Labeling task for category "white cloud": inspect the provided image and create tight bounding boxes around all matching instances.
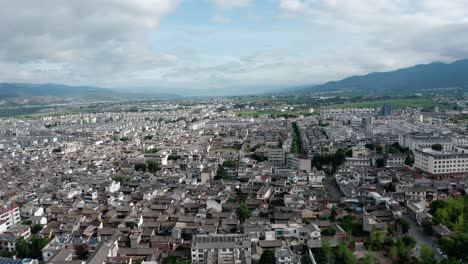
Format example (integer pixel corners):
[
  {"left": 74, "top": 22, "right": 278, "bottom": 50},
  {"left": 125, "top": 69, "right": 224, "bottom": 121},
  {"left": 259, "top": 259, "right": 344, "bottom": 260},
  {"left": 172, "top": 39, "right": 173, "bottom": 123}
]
[
  {"left": 209, "top": 0, "right": 251, "bottom": 9},
  {"left": 1, "top": 0, "right": 468, "bottom": 94},
  {"left": 0, "top": 0, "right": 181, "bottom": 86},
  {"left": 212, "top": 14, "right": 232, "bottom": 24},
  {"left": 279, "top": 0, "right": 307, "bottom": 13},
  {"left": 276, "top": 0, "right": 468, "bottom": 67}
]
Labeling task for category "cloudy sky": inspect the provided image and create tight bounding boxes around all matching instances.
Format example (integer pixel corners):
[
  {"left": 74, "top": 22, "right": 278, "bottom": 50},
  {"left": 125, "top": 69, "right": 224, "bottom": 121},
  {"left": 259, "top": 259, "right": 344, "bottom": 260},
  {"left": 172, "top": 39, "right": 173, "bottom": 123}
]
[{"left": 1, "top": 0, "right": 468, "bottom": 94}]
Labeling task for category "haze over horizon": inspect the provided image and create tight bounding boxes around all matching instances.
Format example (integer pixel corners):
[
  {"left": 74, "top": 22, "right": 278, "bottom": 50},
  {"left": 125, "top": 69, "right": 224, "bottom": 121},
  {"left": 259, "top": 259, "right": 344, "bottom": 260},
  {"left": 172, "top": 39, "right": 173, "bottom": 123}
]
[{"left": 2, "top": 0, "right": 468, "bottom": 94}]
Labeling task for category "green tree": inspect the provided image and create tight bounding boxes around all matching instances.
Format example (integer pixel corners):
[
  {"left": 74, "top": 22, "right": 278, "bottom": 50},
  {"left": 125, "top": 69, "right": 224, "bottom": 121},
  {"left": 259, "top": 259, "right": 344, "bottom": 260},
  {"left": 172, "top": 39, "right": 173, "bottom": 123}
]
[
  {"left": 322, "top": 227, "right": 337, "bottom": 236},
  {"left": 0, "top": 249, "right": 14, "bottom": 258},
  {"left": 31, "top": 224, "right": 43, "bottom": 234},
  {"left": 21, "top": 220, "right": 32, "bottom": 225},
  {"left": 389, "top": 235, "right": 417, "bottom": 264},
  {"left": 441, "top": 258, "right": 464, "bottom": 264},
  {"left": 420, "top": 244, "right": 437, "bottom": 264},
  {"left": 251, "top": 153, "right": 267, "bottom": 162},
  {"left": 15, "top": 237, "right": 32, "bottom": 258},
  {"left": 215, "top": 166, "right": 230, "bottom": 180},
  {"left": 429, "top": 200, "right": 448, "bottom": 215},
  {"left": 364, "top": 143, "right": 375, "bottom": 150},
  {"left": 439, "top": 232, "right": 468, "bottom": 261},
  {"left": 395, "top": 217, "right": 410, "bottom": 234},
  {"left": 431, "top": 144, "right": 443, "bottom": 151},
  {"left": 404, "top": 156, "right": 414, "bottom": 166},
  {"left": 385, "top": 183, "right": 396, "bottom": 192},
  {"left": 314, "top": 240, "right": 334, "bottom": 264},
  {"left": 238, "top": 202, "right": 251, "bottom": 223},
  {"left": 146, "top": 159, "right": 161, "bottom": 173},
  {"left": 135, "top": 163, "right": 147, "bottom": 172},
  {"left": 52, "top": 147, "right": 62, "bottom": 153},
  {"left": 259, "top": 249, "right": 275, "bottom": 264},
  {"left": 358, "top": 253, "right": 378, "bottom": 264},
  {"left": 346, "top": 149, "right": 353, "bottom": 157},
  {"left": 335, "top": 243, "right": 356, "bottom": 264},
  {"left": 126, "top": 221, "right": 139, "bottom": 229},
  {"left": 30, "top": 236, "right": 49, "bottom": 258},
  {"left": 235, "top": 188, "right": 247, "bottom": 203},
  {"left": 376, "top": 158, "right": 385, "bottom": 168}
]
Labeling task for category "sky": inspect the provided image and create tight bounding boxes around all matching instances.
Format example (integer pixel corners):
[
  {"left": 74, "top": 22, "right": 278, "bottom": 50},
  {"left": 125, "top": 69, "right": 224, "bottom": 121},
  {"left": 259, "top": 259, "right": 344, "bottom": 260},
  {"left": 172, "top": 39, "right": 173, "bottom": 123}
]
[{"left": 1, "top": 0, "right": 468, "bottom": 95}]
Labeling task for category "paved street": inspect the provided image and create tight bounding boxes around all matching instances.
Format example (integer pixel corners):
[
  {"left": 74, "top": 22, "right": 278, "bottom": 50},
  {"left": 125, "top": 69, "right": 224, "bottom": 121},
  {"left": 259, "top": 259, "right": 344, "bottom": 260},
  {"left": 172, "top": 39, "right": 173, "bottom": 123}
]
[
  {"left": 403, "top": 214, "right": 443, "bottom": 261},
  {"left": 324, "top": 176, "right": 342, "bottom": 200}
]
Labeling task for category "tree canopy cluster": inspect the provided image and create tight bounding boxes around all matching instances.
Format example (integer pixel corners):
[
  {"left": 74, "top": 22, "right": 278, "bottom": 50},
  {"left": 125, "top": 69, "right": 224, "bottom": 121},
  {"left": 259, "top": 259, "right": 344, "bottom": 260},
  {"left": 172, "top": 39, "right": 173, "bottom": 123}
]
[
  {"left": 135, "top": 159, "right": 161, "bottom": 173},
  {"left": 214, "top": 165, "right": 231, "bottom": 180},
  {"left": 15, "top": 236, "right": 49, "bottom": 259},
  {"left": 431, "top": 196, "right": 468, "bottom": 262},
  {"left": 312, "top": 149, "right": 347, "bottom": 174},
  {"left": 313, "top": 241, "right": 356, "bottom": 264},
  {"left": 291, "top": 122, "right": 302, "bottom": 154}
]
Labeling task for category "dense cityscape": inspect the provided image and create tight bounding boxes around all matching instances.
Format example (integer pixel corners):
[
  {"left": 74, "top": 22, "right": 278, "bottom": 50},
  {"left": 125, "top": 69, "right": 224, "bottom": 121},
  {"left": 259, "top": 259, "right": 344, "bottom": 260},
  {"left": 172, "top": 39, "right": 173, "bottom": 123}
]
[
  {"left": 0, "top": 94, "right": 467, "bottom": 264},
  {"left": 2, "top": 1, "right": 468, "bottom": 264}
]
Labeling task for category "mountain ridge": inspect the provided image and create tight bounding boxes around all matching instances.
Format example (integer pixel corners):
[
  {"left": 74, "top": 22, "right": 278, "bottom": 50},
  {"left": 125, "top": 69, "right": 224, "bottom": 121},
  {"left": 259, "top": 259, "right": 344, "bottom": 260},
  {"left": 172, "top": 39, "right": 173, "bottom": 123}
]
[
  {"left": 291, "top": 58, "right": 468, "bottom": 94},
  {"left": 0, "top": 83, "right": 180, "bottom": 101}
]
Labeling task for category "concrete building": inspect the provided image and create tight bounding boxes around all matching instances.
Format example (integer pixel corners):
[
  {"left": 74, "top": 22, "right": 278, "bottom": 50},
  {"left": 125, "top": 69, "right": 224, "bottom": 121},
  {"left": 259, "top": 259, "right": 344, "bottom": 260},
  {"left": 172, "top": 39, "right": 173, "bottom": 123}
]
[
  {"left": 191, "top": 234, "right": 252, "bottom": 264},
  {"left": 0, "top": 205, "right": 20, "bottom": 233},
  {"left": 268, "top": 148, "right": 285, "bottom": 166},
  {"left": 288, "top": 155, "right": 311, "bottom": 172},
  {"left": 414, "top": 146, "right": 468, "bottom": 177},
  {"left": 399, "top": 133, "right": 452, "bottom": 151}
]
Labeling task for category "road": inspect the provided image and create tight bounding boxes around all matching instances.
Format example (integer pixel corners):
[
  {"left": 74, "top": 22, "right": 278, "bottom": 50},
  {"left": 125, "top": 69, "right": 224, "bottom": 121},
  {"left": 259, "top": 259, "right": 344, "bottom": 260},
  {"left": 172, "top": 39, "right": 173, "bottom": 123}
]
[
  {"left": 403, "top": 214, "right": 443, "bottom": 261},
  {"left": 324, "top": 176, "right": 342, "bottom": 201}
]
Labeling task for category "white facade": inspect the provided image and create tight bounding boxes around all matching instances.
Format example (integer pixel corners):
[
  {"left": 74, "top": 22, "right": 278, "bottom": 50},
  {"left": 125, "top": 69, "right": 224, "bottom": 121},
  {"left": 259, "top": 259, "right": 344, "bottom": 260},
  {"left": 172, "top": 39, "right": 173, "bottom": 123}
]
[
  {"left": 105, "top": 181, "right": 121, "bottom": 193},
  {"left": 191, "top": 234, "right": 252, "bottom": 264},
  {"left": 268, "top": 149, "right": 285, "bottom": 165},
  {"left": 288, "top": 156, "right": 311, "bottom": 172},
  {"left": 0, "top": 205, "right": 20, "bottom": 232},
  {"left": 399, "top": 133, "right": 452, "bottom": 151},
  {"left": 414, "top": 146, "right": 468, "bottom": 175}
]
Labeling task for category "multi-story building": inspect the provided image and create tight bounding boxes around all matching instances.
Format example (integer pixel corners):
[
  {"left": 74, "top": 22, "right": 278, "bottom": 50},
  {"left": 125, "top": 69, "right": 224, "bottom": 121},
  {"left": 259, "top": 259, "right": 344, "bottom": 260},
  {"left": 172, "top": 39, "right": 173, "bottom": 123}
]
[
  {"left": 452, "top": 135, "right": 468, "bottom": 147},
  {"left": 268, "top": 148, "right": 285, "bottom": 166},
  {"left": 378, "top": 101, "right": 392, "bottom": 116},
  {"left": 386, "top": 154, "right": 407, "bottom": 167},
  {"left": 288, "top": 155, "right": 311, "bottom": 172},
  {"left": 345, "top": 157, "right": 371, "bottom": 167},
  {"left": 399, "top": 133, "right": 452, "bottom": 151},
  {"left": 0, "top": 205, "right": 20, "bottom": 233},
  {"left": 414, "top": 146, "right": 468, "bottom": 178},
  {"left": 191, "top": 234, "right": 252, "bottom": 264}
]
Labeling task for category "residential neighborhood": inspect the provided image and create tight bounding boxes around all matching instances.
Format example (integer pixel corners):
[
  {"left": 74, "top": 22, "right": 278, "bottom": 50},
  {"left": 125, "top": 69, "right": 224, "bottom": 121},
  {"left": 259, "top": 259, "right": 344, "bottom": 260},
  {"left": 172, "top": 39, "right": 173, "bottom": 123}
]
[{"left": 0, "top": 99, "right": 467, "bottom": 264}]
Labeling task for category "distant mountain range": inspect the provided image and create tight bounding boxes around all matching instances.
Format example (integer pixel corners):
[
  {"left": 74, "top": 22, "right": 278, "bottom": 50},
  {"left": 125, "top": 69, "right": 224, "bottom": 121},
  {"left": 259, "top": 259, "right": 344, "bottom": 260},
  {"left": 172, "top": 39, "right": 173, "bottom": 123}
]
[
  {"left": 0, "top": 83, "right": 180, "bottom": 103},
  {"left": 291, "top": 58, "right": 468, "bottom": 94},
  {"left": 2, "top": 58, "right": 467, "bottom": 101}
]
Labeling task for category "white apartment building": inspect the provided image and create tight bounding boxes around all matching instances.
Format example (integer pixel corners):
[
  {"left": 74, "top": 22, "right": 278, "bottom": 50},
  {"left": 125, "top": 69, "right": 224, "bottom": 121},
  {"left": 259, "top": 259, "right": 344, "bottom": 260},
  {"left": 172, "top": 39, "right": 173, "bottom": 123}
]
[
  {"left": 452, "top": 135, "right": 468, "bottom": 147},
  {"left": 0, "top": 205, "right": 21, "bottom": 233},
  {"left": 191, "top": 235, "right": 252, "bottom": 264},
  {"left": 268, "top": 148, "right": 285, "bottom": 166},
  {"left": 288, "top": 155, "right": 311, "bottom": 172},
  {"left": 387, "top": 154, "right": 406, "bottom": 167},
  {"left": 345, "top": 157, "right": 371, "bottom": 167},
  {"left": 414, "top": 146, "right": 468, "bottom": 177},
  {"left": 399, "top": 133, "right": 452, "bottom": 151}
]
